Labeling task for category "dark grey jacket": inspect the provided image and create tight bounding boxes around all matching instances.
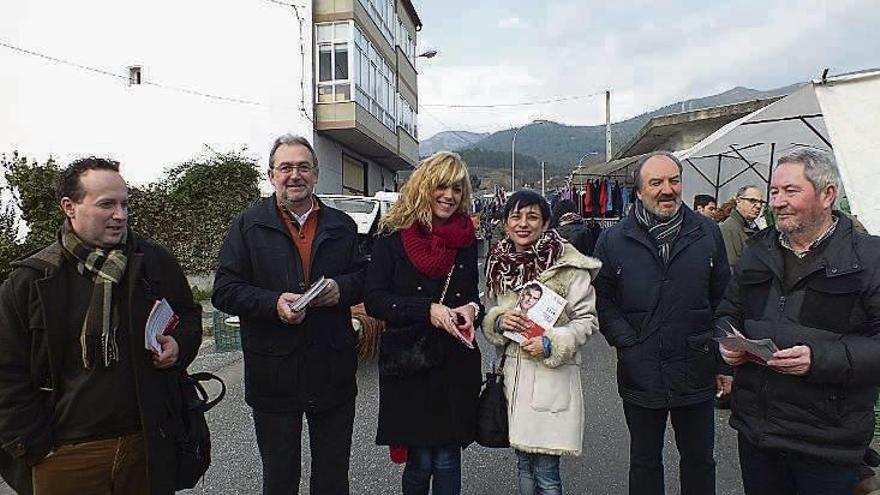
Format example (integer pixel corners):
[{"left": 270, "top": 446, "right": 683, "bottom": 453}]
[
  {"left": 715, "top": 213, "right": 880, "bottom": 465},
  {"left": 594, "top": 206, "right": 730, "bottom": 408}
]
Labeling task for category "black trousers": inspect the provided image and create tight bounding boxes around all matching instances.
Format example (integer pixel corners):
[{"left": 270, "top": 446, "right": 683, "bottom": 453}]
[
  {"left": 622, "top": 400, "right": 716, "bottom": 495},
  {"left": 738, "top": 434, "right": 859, "bottom": 495},
  {"left": 253, "top": 399, "right": 356, "bottom": 495}
]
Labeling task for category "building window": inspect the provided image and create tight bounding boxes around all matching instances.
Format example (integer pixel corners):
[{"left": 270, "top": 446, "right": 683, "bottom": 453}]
[
  {"left": 397, "top": 94, "right": 417, "bottom": 138},
  {"left": 342, "top": 154, "right": 367, "bottom": 196},
  {"left": 316, "top": 22, "right": 352, "bottom": 103},
  {"left": 352, "top": 25, "right": 396, "bottom": 131},
  {"left": 397, "top": 19, "right": 416, "bottom": 66},
  {"left": 357, "top": 0, "right": 394, "bottom": 46}
]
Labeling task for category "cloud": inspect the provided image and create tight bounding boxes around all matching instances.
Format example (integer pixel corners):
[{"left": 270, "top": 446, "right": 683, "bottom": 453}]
[
  {"left": 497, "top": 16, "right": 524, "bottom": 29},
  {"left": 419, "top": 0, "right": 879, "bottom": 139}
]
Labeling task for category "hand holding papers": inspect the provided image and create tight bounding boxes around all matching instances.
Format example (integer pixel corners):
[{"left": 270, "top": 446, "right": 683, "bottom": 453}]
[
  {"left": 145, "top": 299, "right": 179, "bottom": 353},
  {"left": 288, "top": 277, "right": 331, "bottom": 313},
  {"left": 503, "top": 281, "right": 566, "bottom": 344},
  {"left": 714, "top": 321, "right": 779, "bottom": 365}
]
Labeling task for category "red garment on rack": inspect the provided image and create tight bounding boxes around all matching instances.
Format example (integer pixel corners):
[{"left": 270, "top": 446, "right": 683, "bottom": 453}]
[
  {"left": 583, "top": 182, "right": 593, "bottom": 216},
  {"left": 598, "top": 180, "right": 608, "bottom": 216}
]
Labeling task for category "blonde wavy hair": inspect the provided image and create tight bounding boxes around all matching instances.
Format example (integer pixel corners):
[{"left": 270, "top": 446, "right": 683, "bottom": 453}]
[{"left": 379, "top": 151, "right": 473, "bottom": 234}]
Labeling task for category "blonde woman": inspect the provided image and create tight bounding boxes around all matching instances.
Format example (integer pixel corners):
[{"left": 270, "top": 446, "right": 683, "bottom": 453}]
[{"left": 364, "top": 152, "right": 483, "bottom": 495}]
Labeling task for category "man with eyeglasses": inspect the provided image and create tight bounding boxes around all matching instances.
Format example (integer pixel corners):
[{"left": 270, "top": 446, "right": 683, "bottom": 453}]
[
  {"left": 213, "top": 134, "right": 366, "bottom": 494},
  {"left": 720, "top": 185, "right": 765, "bottom": 268}
]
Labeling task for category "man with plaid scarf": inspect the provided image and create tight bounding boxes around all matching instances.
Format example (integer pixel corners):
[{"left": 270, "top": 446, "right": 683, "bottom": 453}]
[{"left": 0, "top": 158, "right": 202, "bottom": 494}]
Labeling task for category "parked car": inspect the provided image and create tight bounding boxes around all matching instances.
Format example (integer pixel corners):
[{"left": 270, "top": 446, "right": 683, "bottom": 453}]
[{"left": 318, "top": 192, "right": 398, "bottom": 257}]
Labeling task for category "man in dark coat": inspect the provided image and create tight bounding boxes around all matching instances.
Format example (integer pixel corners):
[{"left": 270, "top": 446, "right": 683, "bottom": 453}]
[
  {"left": 212, "top": 134, "right": 366, "bottom": 494},
  {"left": 0, "top": 158, "right": 202, "bottom": 494},
  {"left": 593, "top": 152, "right": 731, "bottom": 495},
  {"left": 717, "top": 148, "right": 880, "bottom": 495}
]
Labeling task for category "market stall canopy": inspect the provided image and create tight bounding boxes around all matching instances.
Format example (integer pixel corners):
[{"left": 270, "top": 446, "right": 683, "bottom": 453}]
[{"left": 675, "top": 68, "right": 880, "bottom": 233}]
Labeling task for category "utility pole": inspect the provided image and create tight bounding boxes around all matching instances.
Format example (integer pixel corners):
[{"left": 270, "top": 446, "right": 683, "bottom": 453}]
[
  {"left": 541, "top": 161, "right": 546, "bottom": 197},
  {"left": 511, "top": 127, "right": 520, "bottom": 190},
  {"left": 605, "top": 90, "right": 612, "bottom": 162}
]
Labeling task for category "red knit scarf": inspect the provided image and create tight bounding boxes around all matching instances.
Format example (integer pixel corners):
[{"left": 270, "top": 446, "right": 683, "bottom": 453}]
[{"left": 401, "top": 213, "right": 475, "bottom": 279}]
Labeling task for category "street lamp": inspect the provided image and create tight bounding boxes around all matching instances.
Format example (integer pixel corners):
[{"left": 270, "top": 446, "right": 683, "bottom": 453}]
[
  {"left": 511, "top": 121, "right": 548, "bottom": 190},
  {"left": 577, "top": 151, "right": 600, "bottom": 168}
]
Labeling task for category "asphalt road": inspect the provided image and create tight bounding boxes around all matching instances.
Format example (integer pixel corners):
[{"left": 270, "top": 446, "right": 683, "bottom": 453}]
[{"left": 182, "top": 333, "right": 745, "bottom": 495}]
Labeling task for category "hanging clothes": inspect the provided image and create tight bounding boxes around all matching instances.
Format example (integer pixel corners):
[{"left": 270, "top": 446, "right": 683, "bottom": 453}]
[
  {"left": 598, "top": 179, "right": 608, "bottom": 216},
  {"left": 612, "top": 181, "right": 623, "bottom": 216},
  {"left": 590, "top": 180, "right": 601, "bottom": 217}
]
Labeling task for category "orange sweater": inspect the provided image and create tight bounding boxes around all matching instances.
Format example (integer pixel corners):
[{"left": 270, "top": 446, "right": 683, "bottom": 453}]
[{"left": 276, "top": 200, "right": 320, "bottom": 285}]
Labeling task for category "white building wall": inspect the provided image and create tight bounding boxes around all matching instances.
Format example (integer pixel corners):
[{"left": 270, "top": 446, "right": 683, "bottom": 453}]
[{"left": 0, "top": 0, "right": 313, "bottom": 187}]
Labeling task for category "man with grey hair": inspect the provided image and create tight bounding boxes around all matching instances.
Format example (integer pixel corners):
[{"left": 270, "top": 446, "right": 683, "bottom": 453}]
[
  {"left": 213, "top": 134, "right": 366, "bottom": 494},
  {"left": 720, "top": 184, "right": 765, "bottom": 268},
  {"left": 594, "top": 152, "right": 731, "bottom": 495},
  {"left": 716, "top": 148, "right": 880, "bottom": 494}
]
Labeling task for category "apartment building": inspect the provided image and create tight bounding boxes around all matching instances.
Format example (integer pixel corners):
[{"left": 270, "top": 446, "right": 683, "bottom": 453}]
[{"left": 312, "top": 0, "right": 422, "bottom": 196}]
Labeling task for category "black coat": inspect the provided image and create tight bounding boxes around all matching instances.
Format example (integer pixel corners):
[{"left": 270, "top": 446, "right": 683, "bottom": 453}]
[
  {"left": 364, "top": 233, "right": 483, "bottom": 447},
  {"left": 555, "top": 220, "right": 598, "bottom": 256},
  {"left": 0, "top": 233, "right": 202, "bottom": 495},
  {"left": 594, "top": 206, "right": 731, "bottom": 408},
  {"left": 715, "top": 214, "right": 880, "bottom": 464},
  {"left": 212, "top": 196, "right": 366, "bottom": 413}
]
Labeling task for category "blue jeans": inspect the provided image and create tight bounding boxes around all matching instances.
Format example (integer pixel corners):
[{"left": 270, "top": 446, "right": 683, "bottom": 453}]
[
  {"left": 738, "top": 434, "right": 859, "bottom": 495},
  {"left": 402, "top": 446, "right": 461, "bottom": 495},
  {"left": 516, "top": 450, "right": 562, "bottom": 495}
]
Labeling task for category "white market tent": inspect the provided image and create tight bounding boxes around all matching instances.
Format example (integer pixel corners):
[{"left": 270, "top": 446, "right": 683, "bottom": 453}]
[{"left": 676, "top": 68, "right": 880, "bottom": 233}]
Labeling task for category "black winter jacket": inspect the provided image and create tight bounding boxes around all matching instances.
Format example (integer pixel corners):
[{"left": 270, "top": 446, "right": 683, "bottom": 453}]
[
  {"left": 715, "top": 214, "right": 880, "bottom": 465},
  {"left": 0, "top": 232, "right": 202, "bottom": 495},
  {"left": 212, "top": 196, "right": 366, "bottom": 413},
  {"left": 364, "top": 232, "right": 483, "bottom": 447},
  {"left": 594, "top": 206, "right": 731, "bottom": 408}
]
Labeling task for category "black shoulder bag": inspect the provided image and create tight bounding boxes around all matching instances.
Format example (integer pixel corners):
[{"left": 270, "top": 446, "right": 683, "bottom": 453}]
[
  {"left": 174, "top": 371, "right": 226, "bottom": 489},
  {"left": 476, "top": 344, "right": 511, "bottom": 448},
  {"left": 378, "top": 265, "right": 455, "bottom": 377}
]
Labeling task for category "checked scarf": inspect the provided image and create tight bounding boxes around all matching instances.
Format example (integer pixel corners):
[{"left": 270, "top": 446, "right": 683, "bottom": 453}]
[
  {"left": 485, "top": 229, "right": 565, "bottom": 297},
  {"left": 60, "top": 221, "right": 128, "bottom": 369},
  {"left": 633, "top": 199, "right": 683, "bottom": 265}
]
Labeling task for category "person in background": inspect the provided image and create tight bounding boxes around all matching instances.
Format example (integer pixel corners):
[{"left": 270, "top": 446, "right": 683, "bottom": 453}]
[
  {"left": 693, "top": 194, "right": 718, "bottom": 219},
  {"left": 551, "top": 199, "right": 597, "bottom": 256},
  {"left": 483, "top": 190, "right": 601, "bottom": 495},
  {"left": 593, "top": 152, "right": 731, "bottom": 495},
  {"left": 719, "top": 185, "right": 765, "bottom": 269},
  {"left": 364, "top": 151, "right": 482, "bottom": 495}
]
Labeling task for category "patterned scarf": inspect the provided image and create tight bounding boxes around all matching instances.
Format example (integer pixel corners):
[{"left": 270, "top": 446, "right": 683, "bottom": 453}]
[
  {"left": 633, "top": 199, "right": 684, "bottom": 265},
  {"left": 60, "top": 221, "right": 128, "bottom": 369},
  {"left": 400, "top": 212, "right": 475, "bottom": 279},
  {"left": 485, "top": 229, "right": 565, "bottom": 297}
]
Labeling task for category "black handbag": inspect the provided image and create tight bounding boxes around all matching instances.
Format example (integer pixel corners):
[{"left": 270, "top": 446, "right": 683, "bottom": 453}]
[
  {"left": 378, "top": 266, "right": 455, "bottom": 377},
  {"left": 173, "top": 371, "right": 226, "bottom": 489},
  {"left": 476, "top": 345, "right": 511, "bottom": 448}
]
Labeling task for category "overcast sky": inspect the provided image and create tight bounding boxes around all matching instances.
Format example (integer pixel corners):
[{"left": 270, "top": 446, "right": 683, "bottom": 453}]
[
  {"left": 0, "top": 1, "right": 877, "bottom": 184},
  {"left": 414, "top": 0, "right": 879, "bottom": 137}
]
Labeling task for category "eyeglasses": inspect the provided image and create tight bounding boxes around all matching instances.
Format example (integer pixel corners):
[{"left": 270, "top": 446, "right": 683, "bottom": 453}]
[
  {"left": 737, "top": 197, "right": 766, "bottom": 206},
  {"left": 273, "top": 164, "right": 315, "bottom": 175}
]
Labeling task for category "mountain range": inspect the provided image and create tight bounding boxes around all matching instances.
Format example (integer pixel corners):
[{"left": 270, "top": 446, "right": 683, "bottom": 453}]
[{"left": 419, "top": 83, "right": 803, "bottom": 188}]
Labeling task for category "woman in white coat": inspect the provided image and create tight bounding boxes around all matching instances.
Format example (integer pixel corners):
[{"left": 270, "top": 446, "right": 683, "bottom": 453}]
[{"left": 483, "top": 190, "right": 601, "bottom": 495}]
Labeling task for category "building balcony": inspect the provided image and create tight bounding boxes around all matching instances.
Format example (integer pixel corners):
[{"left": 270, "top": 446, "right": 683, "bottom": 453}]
[{"left": 316, "top": 101, "right": 415, "bottom": 171}]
